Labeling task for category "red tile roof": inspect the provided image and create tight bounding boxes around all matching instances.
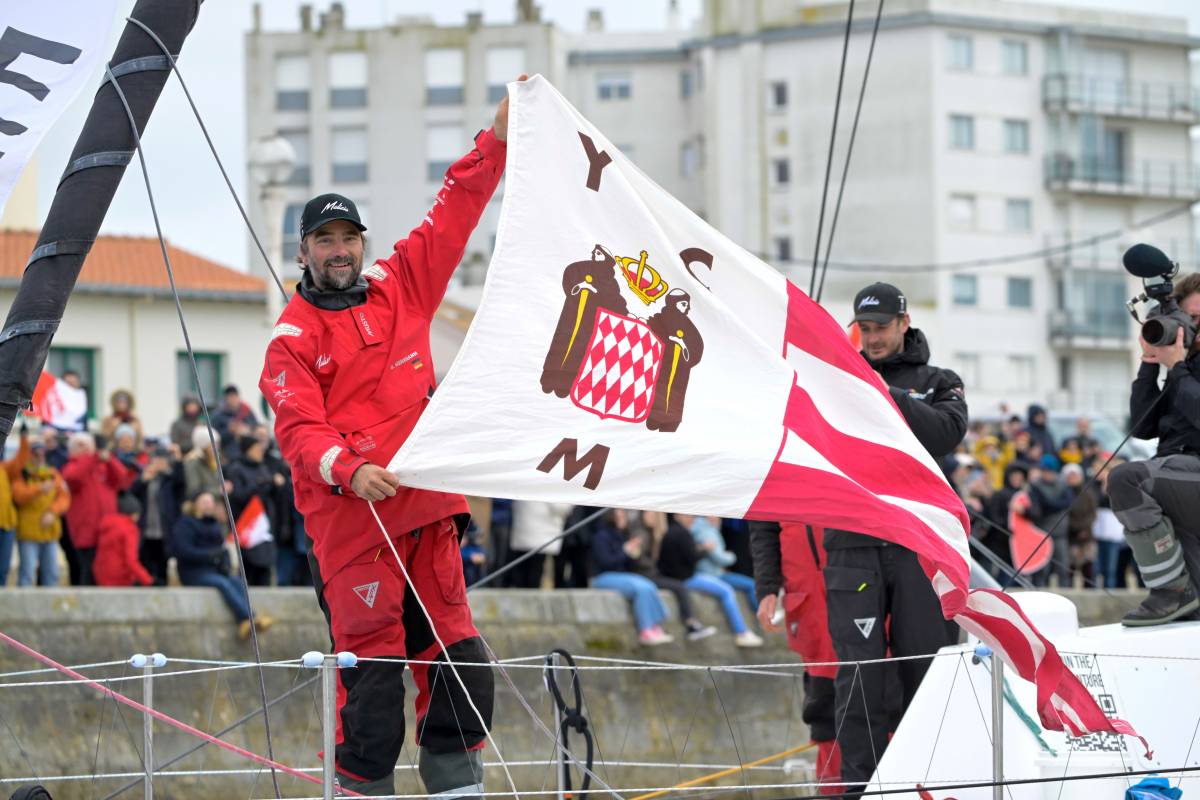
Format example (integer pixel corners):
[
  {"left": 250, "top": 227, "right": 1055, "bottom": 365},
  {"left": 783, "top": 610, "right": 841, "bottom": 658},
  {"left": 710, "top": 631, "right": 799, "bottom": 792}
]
[{"left": 0, "top": 229, "right": 265, "bottom": 297}]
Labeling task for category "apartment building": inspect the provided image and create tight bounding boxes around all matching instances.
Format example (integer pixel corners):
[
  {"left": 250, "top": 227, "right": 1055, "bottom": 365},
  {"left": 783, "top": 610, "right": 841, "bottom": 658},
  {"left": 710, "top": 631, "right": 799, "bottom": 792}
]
[{"left": 244, "top": 0, "right": 1198, "bottom": 420}]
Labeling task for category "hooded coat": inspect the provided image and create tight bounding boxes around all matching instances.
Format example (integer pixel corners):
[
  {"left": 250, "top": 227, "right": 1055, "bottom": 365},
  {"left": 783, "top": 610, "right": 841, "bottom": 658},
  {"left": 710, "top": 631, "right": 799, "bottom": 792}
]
[{"left": 825, "top": 328, "right": 968, "bottom": 549}]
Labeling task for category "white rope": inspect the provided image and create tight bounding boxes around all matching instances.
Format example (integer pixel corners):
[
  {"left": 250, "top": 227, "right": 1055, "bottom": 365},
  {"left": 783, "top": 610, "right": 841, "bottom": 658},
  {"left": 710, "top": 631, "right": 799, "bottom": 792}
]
[{"left": 367, "top": 502, "right": 522, "bottom": 799}]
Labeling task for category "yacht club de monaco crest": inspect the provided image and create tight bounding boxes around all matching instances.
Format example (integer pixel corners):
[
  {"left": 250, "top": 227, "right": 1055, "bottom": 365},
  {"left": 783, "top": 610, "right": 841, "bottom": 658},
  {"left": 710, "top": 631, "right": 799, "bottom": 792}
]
[{"left": 540, "top": 244, "right": 703, "bottom": 433}]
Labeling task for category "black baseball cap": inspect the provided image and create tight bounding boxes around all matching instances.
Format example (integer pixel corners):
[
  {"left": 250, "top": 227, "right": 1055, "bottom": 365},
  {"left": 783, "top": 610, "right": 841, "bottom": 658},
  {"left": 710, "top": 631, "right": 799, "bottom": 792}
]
[
  {"left": 853, "top": 282, "right": 907, "bottom": 324},
  {"left": 300, "top": 193, "right": 367, "bottom": 238}
]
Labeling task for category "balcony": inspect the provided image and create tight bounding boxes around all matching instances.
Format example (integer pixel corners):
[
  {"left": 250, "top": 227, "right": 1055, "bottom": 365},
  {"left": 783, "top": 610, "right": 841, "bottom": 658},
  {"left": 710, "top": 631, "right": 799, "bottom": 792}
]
[
  {"left": 1043, "top": 74, "right": 1200, "bottom": 123},
  {"left": 1043, "top": 233, "right": 1189, "bottom": 271},
  {"left": 1044, "top": 154, "right": 1200, "bottom": 199},
  {"left": 1048, "top": 308, "right": 1132, "bottom": 348}
]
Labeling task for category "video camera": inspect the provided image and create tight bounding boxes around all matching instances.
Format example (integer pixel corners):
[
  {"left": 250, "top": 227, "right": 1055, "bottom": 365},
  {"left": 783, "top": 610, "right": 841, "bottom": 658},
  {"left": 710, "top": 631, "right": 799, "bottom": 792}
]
[{"left": 1123, "top": 243, "right": 1197, "bottom": 349}]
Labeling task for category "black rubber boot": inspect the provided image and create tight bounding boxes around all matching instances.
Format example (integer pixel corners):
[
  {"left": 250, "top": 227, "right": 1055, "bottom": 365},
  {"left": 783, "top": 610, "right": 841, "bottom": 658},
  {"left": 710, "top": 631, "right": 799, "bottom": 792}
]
[
  {"left": 419, "top": 748, "right": 484, "bottom": 799},
  {"left": 1122, "top": 583, "right": 1200, "bottom": 627},
  {"left": 336, "top": 771, "right": 395, "bottom": 797}
]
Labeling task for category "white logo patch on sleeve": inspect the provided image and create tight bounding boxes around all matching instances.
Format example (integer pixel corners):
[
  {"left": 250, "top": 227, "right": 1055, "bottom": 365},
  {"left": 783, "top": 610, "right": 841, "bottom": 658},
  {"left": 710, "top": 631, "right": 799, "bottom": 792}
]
[
  {"left": 271, "top": 323, "right": 303, "bottom": 339},
  {"left": 353, "top": 581, "right": 380, "bottom": 608},
  {"left": 854, "top": 617, "right": 877, "bottom": 639},
  {"left": 363, "top": 264, "right": 387, "bottom": 281}
]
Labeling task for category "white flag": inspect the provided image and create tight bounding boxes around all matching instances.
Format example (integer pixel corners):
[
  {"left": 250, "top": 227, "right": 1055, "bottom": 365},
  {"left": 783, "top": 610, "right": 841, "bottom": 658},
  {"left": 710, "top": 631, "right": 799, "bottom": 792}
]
[
  {"left": 387, "top": 75, "right": 1144, "bottom": 747},
  {"left": 0, "top": 2, "right": 118, "bottom": 214}
]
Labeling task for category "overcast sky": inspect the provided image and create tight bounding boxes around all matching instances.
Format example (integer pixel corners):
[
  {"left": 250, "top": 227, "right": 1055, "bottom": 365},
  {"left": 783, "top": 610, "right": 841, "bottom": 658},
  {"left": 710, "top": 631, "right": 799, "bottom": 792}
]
[{"left": 30, "top": 0, "right": 1200, "bottom": 272}]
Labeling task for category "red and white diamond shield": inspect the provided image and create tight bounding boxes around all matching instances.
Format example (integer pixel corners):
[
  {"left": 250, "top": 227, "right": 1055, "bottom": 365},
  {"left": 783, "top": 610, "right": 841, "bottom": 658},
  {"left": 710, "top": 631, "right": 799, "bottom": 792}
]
[{"left": 570, "top": 308, "right": 664, "bottom": 423}]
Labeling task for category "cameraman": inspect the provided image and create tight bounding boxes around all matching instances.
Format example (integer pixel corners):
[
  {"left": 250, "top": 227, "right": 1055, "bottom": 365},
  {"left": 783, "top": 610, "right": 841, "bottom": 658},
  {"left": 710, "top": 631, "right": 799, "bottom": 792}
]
[{"left": 1108, "top": 273, "right": 1200, "bottom": 626}]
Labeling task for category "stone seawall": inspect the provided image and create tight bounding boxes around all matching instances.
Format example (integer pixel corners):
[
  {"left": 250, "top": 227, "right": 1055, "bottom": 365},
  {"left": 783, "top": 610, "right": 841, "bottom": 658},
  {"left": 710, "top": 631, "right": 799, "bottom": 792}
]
[{"left": 0, "top": 587, "right": 1137, "bottom": 798}]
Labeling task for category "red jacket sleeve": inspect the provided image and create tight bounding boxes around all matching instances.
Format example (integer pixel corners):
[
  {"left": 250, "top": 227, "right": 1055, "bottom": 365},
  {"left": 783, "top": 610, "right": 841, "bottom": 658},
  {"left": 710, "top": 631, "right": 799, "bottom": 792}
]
[
  {"left": 387, "top": 127, "right": 506, "bottom": 318},
  {"left": 260, "top": 335, "right": 368, "bottom": 493}
]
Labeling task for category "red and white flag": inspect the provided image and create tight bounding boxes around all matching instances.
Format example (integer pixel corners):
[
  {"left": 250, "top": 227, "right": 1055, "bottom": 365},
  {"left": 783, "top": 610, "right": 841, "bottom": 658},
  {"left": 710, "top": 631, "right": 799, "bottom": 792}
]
[
  {"left": 234, "top": 495, "right": 273, "bottom": 550},
  {"left": 387, "top": 76, "right": 1141, "bottom": 747},
  {"left": 31, "top": 370, "right": 88, "bottom": 431}
]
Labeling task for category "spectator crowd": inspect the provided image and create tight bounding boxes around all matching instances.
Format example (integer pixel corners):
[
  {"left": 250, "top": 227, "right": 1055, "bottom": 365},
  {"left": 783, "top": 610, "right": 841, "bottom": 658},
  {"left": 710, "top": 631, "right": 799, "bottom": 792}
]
[{"left": 0, "top": 384, "right": 1143, "bottom": 644}]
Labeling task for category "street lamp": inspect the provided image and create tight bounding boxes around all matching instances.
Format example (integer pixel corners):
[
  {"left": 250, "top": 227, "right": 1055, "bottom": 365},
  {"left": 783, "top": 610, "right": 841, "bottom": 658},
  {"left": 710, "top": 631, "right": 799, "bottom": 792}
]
[{"left": 249, "top": 134, "right": 297, "bottom": 324}]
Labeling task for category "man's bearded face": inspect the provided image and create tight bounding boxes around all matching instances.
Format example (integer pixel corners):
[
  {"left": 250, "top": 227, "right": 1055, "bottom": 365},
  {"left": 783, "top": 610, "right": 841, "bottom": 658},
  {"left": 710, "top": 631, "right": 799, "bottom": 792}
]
[{"left": 302, "top": 220, "right": 365, "bottom": 291}]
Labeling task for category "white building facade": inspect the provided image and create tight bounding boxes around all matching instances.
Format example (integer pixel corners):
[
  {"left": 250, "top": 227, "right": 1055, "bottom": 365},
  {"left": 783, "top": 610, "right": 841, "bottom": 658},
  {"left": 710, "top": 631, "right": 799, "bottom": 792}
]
[{"left": 244, "top": 0, "right": 1199, "bottom": 423}]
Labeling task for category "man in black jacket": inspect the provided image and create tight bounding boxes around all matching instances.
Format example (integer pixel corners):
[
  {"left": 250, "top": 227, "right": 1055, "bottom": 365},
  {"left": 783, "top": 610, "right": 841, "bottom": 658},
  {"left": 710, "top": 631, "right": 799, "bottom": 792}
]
[
  {"left": 1107, "top": 273, "right": 1200, "bottom": 625},
  {"left": 824, "top": 283, "right": 968, "bottom": 797}
]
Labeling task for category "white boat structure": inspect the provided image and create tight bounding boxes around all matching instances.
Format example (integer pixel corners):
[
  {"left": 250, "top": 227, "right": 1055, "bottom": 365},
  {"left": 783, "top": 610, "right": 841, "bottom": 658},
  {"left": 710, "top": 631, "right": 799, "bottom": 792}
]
[{"left": 876, "top": 592, "right": 1199, "bottom": 800}]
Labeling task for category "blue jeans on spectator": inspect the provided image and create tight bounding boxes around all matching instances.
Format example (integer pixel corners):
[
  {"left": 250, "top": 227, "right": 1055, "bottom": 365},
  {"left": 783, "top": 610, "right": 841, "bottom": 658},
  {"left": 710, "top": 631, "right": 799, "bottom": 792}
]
[
  {"left": 717, "top": 570, "right": 757, "bottom": 610},
  {"left": 179, "top": 566, "right": 252, "bottom": 622},
  {"left": 18, "top": 540, "right": 59, "bottom": 587},
  {"left": 0, "top": 529, "right": 14, "bottom": 586},
  {"left": 685, "top": 573, "right": 748, "bottom": 634},
  {"left": 593, "top": 571, "right": 667, "bottom": 632},
  {"left": 1096, "top": 540, "right": 1127, "bottom": 589}
]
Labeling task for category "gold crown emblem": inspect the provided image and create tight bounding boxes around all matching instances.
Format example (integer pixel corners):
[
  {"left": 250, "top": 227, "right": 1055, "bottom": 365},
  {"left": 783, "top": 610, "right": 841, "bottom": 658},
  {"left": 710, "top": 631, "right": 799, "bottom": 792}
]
[{"left": 616, "top": 250, "right": 669, "bottom": 305}]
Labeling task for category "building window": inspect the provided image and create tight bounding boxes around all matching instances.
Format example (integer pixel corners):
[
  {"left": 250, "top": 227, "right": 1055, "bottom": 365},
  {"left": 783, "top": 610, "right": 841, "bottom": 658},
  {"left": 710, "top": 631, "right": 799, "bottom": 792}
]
[
  {"left": 274, "top": 54, "right": 310, "bottom": 111},
  {"left": 279, "top": 129, "right": 311, "bottom": 185},
  {"left": 425, "top": 48, "right": 464, "bottom": 106},
  {"left": 46, "top": 347, "right": 97, "bottom": 420},
  {"left": 1006, "top": 198, "right": 1032, "bottom": 232},
  {"left": 948, "top": 193, "right": 976, "bottom": 228},
  {"left": 1007, "top": 276, "right": 1033, "bottom": 308},
  {"left": 329, "top": 51, "right": 368, "bottom": 108},
  {"left": 1003, "top": 119, "right": 1029, "bottom": 154},
  {"left": 952, "top": 274, "right": 977, "bottom": 306},
  {"left": 680, "top": 69, "right": 693, "bottom": 99},
  {"left": 177, "top": 352, "right": 223, "bottom": 405},
  {"left": 282, "top": 202, "right": 303, "bottom": 260},
  {"left": 1008, "top": 355, "right": 1035, "bottom": 392},
  {"left": 1058, "top": 355, "right": 1072, "bottom": 390},
  {"left": 486, "top": 46, "right": 525, "bottom": 104},
  {"left": 597, "top": 71, "right": 632, "bottom": 101},
  {"left": 954, "top": 353, "right": 981, "bottom": 390},
  {"left": 680, "top": 141, "right": 699, "bottom": 178},
  {"left": 768, "top": 80, "right": 787, "bottom": 109},
  {"left": 772, "top": 158, "right": 790, "bottom": 186},
  {"left": 946, "top": 34, "right": 973, "bottom": 71},
  {"left": 774, "top": 236, "right": 793, "bottom": 263},
  {"left": 1002, "top": 40, "right": 1028, "bottom": 76},
  {"left": 427, "top": 124, "right": 464, "bottom": 181},
  {"left": 331, "top": 127, "right": 368, "bottom": 183},
  {"left": 949, "top": 114, "right": 974, "bottom": 150}
]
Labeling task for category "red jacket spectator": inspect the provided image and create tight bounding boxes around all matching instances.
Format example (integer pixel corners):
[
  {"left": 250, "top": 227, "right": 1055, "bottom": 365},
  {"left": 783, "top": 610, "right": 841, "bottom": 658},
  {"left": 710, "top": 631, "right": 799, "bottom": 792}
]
[
  {"left": 61, "top": 443, "right": 133, "bottom": 550},
  {"left": 94, "top": 512, "right": 153, "bottom": 587}
]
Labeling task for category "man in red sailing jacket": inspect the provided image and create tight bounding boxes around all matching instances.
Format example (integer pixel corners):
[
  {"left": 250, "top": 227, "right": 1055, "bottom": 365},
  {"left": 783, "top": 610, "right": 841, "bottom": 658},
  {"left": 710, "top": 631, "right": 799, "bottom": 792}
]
[
  {"left": 260, "top": 77, "right": 526, "bottom": 798},
  {"left": 749, "top": 522, "right": 843, "bottom": 792}
]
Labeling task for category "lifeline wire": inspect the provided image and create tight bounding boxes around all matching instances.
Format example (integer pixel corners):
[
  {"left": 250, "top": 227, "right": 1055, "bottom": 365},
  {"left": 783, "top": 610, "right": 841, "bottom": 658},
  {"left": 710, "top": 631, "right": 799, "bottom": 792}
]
[
  {"left": 808, "top": 0, "right": 856, "bottom": 298},
  {"left": 102, "top": 61, "right": 282, "bottom": 798},
  {"left": 0, "top": 631, "right": 355, "bottom": 796}
]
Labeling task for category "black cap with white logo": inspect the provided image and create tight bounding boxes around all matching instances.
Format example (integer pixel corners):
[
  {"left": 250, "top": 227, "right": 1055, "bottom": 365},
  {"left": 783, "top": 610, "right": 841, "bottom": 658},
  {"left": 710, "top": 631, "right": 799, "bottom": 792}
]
[
  {"left": 300, "top": 193, "right": 368, "bottom": 238},
  {"left": 853, "top": 282, "right": 907, "bottom": 323}
]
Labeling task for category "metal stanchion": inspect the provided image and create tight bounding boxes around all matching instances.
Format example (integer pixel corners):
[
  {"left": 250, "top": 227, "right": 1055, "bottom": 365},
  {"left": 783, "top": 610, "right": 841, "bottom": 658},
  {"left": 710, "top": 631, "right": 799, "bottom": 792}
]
[
  {"left": 304, "top": 650, "right": 358, "bottom": 800},
  {"left": 974, "top": 644, "right": 1004, "bottom": 800},
  {"left": 991, "top": 652, "right": 1004, "bottom": 800},
  {"left": 323, "top": 655, "right": 337, "bottom": 800},
  {"left": 130, "top": 653, "right": 166, "bottom": 800}
]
